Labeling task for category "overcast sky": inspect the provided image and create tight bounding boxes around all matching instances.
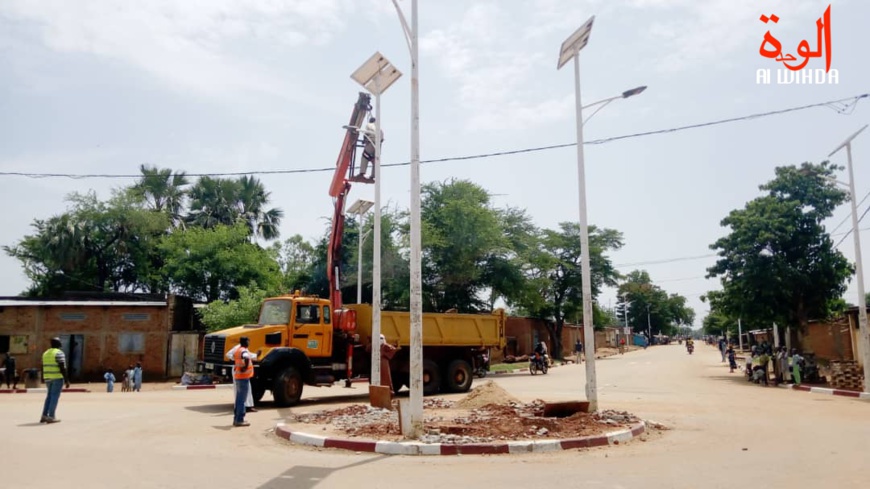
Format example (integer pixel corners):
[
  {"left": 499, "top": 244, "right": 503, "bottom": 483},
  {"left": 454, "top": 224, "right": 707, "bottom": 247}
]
[{"left": 1, "top": 0, "right": 868, "bottom": 329}]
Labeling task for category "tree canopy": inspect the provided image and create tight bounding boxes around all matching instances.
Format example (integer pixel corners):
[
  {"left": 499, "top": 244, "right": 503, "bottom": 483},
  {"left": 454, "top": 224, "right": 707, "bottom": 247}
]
[{"left": 706, "top": 162, "right": 853, "bottom": 331}]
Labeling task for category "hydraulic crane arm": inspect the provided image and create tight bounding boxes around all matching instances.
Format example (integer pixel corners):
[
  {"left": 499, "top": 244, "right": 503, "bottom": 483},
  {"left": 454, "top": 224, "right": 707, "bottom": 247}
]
[{"left": 327, "top": 92, "right": 372, "bottom": 314}]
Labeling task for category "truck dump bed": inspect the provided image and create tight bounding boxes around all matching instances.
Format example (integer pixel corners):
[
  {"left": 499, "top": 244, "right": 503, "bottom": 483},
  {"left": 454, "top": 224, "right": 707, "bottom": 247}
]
[{"left": 346, "top": 304, "right": 505, "bottom": 349}]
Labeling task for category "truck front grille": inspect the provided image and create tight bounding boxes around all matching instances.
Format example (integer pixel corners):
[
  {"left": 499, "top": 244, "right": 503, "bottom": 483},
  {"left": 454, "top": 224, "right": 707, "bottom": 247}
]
[{"left": 203, "top": 335, "right": 227, "bottom": 364}]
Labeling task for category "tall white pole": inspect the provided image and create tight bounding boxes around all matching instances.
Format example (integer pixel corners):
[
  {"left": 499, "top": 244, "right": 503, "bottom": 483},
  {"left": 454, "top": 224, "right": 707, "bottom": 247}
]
[
  {"left": 407, "top": 0, "right": 424, "bottom": 438},
  {"left": 845, "top": 142, "right": 870, "bottom": 393},
  {"left": 371, "top": 89, "right": 383, "bottom": 387},
  {"left": 573, "top": 51, "right": 597, "bottom": 412},
  {"left": 357, "top": 217, "right": 363, "bottom": 305},
  {"left": 738, "top": 317, "right": 743, "bottom": 351}
]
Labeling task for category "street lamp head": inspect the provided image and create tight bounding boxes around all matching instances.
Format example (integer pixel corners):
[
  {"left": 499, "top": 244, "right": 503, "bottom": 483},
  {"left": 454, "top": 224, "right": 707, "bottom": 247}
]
[{"left": 621, "top": 86, "right": 647, "bottom": 99}]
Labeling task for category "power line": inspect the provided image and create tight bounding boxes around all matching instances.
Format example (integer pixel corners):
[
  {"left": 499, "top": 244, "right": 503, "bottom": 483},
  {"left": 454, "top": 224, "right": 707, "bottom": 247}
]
[
  {"left": 830, "top": 189, "right": 870, "bottom": 234},
  {"left": 1, "top": 93, "right": 867, "bottom": 180},
  {"left": 834, "top": 205, "right": 870, "bottom": 248},
  {"left": 614, "top": 253, "right": 717, "bottom": 269}
]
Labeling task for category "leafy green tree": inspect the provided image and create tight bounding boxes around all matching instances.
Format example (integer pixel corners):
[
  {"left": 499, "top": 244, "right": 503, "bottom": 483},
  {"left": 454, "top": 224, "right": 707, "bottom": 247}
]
[
  {"left": 200, "top": 285, "right": 278, "bottom": 332},
  {"left": 515, "top": 223, "right": 624, "bottom": 357},
  {"left": 707, "top": 162, "right": 853, "bottom": 332},
  {"left": 4, "top": 191, "right": 167, "bottom": 295},
  {"left": 617, "top": 270, "right": 695, "bottom": 336},
  {"left": 419, "top": 179, "right": 523, "bottom": 312},
  {"left": 158, "top": 224, "right": 281, "bottom": 302}
]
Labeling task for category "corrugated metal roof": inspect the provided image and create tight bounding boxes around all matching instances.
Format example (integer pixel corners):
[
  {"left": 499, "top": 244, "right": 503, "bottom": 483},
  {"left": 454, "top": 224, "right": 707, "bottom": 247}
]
[{"left": 0, "top": 301, "right": 167, "bottom": 307}]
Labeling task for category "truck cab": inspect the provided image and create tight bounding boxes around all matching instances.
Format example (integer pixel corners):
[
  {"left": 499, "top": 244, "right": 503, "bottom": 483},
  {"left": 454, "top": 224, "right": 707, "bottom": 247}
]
[{"left": 198, "top": 292, "right": 360, "bottom": 406}]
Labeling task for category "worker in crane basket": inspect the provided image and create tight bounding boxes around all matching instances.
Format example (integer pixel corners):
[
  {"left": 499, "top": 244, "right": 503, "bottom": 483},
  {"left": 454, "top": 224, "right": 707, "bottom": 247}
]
[{"left": 356, "top": 117, "right": 384, "bottom": 181}]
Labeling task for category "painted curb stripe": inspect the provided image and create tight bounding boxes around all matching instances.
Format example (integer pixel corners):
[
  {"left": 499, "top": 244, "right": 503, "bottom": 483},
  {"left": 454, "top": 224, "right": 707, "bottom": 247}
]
[
  {"left": 780, "top": 384, "right": 868, "bottom": 399},
  {"left": 275, "top": 421, "right": 646, "bottom": 456},
  {"left": 325, "top": 438, "right": 377, "bottom": 452}
]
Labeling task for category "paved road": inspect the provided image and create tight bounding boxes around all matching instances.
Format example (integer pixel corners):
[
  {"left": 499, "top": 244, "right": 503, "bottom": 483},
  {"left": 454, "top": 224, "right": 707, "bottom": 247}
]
[{"left": 3, "top": 344, "right": 867, "bottom": 488}]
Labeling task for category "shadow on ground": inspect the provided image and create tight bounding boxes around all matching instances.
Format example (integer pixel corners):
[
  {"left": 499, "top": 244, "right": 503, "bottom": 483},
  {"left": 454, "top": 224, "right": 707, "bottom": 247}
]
[{"left": 257, "top": 456, "right": 388, "bottom": 489}]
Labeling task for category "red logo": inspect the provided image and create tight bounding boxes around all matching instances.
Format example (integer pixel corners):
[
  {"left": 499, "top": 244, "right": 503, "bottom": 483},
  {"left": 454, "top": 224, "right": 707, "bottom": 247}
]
[{"left": 759, "top": 4, "right": 831, "bottom": 72}]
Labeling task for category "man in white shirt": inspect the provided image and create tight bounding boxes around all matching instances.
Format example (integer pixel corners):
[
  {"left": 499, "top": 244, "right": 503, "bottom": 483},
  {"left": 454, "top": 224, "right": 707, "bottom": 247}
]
[{"left": 356, "top": 117, "right": 384, "bottom": 181}]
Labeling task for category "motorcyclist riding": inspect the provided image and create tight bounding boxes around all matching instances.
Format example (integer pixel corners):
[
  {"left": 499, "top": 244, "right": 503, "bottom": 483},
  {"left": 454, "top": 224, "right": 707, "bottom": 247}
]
[
  {"left": 534, "top": 340, "right": 549, "bottom": 365},
  {"left": 686, "top": 338, "right": 694, "bottom": 354}
]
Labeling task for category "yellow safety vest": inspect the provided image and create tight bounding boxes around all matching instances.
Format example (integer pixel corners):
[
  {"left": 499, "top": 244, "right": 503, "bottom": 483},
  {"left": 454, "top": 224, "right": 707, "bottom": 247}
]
[{"left": 42, "top": 348, "right": 64, "bottom": 380}]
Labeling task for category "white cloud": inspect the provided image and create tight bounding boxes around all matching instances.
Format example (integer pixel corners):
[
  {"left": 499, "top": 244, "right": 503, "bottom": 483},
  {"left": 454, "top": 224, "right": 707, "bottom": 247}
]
[
  {"left": 420, "top": 2, "right": 577, "bottom": 132},
  {"left": 0, "top": 0, "right": 350, "bottom": 100}
]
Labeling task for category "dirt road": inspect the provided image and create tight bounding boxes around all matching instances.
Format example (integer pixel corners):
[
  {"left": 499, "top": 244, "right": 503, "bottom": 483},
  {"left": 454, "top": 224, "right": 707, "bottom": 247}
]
[{"left": 3, "top": 344, "right": 866, "bottom": 488}]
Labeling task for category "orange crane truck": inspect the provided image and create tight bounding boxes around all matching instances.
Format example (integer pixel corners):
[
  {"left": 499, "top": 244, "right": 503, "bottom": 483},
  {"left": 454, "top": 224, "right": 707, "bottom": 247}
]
[{"left": 198, "top": 93, "right": 506, "bottom": 407}]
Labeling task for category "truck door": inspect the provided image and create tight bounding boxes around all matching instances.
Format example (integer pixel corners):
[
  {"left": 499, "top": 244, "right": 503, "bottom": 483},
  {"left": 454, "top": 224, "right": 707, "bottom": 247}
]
[{"left": 289, "top": 303, "right": 332, "bottom": 358}]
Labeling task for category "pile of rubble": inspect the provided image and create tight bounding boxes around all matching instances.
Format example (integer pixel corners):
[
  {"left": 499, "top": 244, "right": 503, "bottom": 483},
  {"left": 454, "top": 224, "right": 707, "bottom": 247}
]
[
  {"left": 283, "top": 382, "right": 644, "bottom": 445},
  {"left": 829, "top": 361, "right": 864, "bottom": 391}
]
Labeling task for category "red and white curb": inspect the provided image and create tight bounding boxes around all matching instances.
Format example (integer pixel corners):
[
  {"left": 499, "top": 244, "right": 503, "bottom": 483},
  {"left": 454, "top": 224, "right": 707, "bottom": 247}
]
[
  {"left": 779, "top": 384, "right": 870, "bottom": 400},
  {"left": 171, "top": 384, "right": 233, "bottom": 391},
  {"left": 0, "top": 388, "right": 90, "bottom": 394},
  {"left": 275, "top": 421, "right": 645, "bottom": 456}
]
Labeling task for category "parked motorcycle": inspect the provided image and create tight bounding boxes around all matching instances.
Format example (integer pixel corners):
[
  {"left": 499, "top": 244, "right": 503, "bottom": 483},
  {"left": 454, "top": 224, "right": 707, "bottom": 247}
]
[
  {"left": 529, "top": 352, "right": 549, "bottom": 375},
  {"left": 473, "top": 349, "right": 490, "bottom": 378}
]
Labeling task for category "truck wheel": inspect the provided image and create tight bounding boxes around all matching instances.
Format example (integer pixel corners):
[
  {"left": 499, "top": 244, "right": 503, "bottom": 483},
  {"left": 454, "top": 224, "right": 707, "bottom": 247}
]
[
  {"left": 251, "top": 382, "right": 266, "bottom": 404},
  {"left": 422, "top": 360, "right": 441, "bottom": 396},
  {"left": 444, "top": 359, "right": 473, "bottom": 393},
  {"left": 272, "top": 366, "right": 303, "bottom": 407}
]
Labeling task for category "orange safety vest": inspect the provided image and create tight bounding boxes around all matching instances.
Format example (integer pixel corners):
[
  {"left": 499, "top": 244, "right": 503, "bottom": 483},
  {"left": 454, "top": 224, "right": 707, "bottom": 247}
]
[{"left": 233, "top": 347, "right": 254, "bottom": 380}]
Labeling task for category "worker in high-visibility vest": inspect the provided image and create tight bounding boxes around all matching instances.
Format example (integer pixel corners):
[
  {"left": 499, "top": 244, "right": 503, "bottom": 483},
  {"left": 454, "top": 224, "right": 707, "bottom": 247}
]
[
  {"left": 232, "top": 337, "right": 258, "bottom": 427},
  {"left": 41, "top": 337, "right": 70, "bottom": 424}
]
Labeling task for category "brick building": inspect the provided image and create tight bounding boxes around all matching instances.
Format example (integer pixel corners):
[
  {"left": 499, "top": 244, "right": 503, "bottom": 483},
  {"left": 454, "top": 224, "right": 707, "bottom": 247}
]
[
  {"left": 502, "top": 317, "right": 585, "bottom": 360},
  {"left": 0, "top": 294, "right": 203, "bottom": 381}
]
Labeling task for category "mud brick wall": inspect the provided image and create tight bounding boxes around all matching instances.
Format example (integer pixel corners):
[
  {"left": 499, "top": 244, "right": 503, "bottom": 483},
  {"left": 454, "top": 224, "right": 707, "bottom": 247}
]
[
  {"left": 829, "top": 361, "right": 864, "bottom": 391},
  {"left": 0, "top": 304, "right": 170, "bottom": 381},
  {"left": 802, "top": 318, "right": 854, "bottom": 361}
]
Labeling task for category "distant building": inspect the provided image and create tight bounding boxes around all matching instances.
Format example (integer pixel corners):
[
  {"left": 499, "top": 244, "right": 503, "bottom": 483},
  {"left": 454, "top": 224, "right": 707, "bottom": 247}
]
[{"left": 0, "top": 293, "right": 204, "bottom": 381}]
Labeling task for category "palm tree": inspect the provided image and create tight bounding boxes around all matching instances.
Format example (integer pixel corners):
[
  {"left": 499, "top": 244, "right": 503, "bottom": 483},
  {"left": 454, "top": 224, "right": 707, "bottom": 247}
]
[
  {"left": 237, "top": 176, "right": 284, "bottom": 240},
  {"left": 186, "top": 176, "right": 241, "bottom": 230},
  {"left": 132, "top": 164, "right": 189, "bottom": 228}
]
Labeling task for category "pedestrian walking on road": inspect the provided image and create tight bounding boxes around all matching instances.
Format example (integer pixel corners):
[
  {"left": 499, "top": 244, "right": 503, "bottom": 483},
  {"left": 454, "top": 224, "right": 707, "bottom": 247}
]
[
  {"left": 104, "top": 368, "right": 116, "bottom": 393},
  {"left": 718, "top": 337, "right": 727, "bottom": 362},
  {"left": 726, "top": 346, "right": 737, "bottom": 373},
  {"left": 133, "top": 362, "right": 143, "bottom": 392},
  {"left": 574, "top": 339, "right": 583, "bottom": 363},
  {"left": 619, "top": 337, "right": 626, "bottom": 355},
  {"left": 232, "top": 337, "right": 258, "bottom": 427},
  {"left": 227, "top": 343, "right": 255, "bottom": 412},
  {"left": 41, "top": 337, "right": 69, "bottom": 423}
]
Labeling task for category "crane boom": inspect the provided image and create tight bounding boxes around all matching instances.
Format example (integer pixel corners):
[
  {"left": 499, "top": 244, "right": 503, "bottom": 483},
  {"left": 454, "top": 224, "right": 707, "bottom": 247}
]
[{"left": 327, "top": 92, "right": 372, "bottom": 315}]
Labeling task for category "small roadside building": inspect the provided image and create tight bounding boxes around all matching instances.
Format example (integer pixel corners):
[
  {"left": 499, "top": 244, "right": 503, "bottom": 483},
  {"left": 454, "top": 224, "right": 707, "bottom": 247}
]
[{"left": 0, "top": 293, "right": 204, "bottom": 381}]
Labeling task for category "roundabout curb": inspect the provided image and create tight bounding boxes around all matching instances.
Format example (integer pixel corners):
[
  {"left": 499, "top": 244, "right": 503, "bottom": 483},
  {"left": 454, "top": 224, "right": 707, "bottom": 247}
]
[{"left": 274, "top": 420, "right": 645, "bottom": 456}]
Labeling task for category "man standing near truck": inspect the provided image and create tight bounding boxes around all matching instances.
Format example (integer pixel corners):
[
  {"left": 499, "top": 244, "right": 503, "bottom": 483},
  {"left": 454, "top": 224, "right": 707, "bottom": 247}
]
[{"left": 232, "top": 337, "right": 258, "bottom": 427}]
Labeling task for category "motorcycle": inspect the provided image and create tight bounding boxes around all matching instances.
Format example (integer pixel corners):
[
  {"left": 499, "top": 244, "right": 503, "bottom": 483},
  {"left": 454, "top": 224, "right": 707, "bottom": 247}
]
[
  {"left": 529, "top": 352, "right": 549, "bottom": 375},
  {"left": 687, "top": 344, "right": 694, "bottom": 355},
  {"left": 473, "top": 349, "right": 490, "bottom": 378}
]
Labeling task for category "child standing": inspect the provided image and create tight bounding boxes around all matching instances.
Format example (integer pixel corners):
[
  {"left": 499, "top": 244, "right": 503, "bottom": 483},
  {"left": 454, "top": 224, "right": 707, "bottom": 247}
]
[
  {"left": 726, "top": 346, "right": 737, "bottom": 373},
  {"left": 125, "top": 365, "right": 135, "bottom": 392},
  {"left": 104, "top": 368, "right": 116, "bottom": 393}
]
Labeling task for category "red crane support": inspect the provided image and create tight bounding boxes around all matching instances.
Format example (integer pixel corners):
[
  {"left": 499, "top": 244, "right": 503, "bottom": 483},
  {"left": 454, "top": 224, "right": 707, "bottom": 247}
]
[{"left": 327, "top": 92, "right": 372, "bottom": 315}]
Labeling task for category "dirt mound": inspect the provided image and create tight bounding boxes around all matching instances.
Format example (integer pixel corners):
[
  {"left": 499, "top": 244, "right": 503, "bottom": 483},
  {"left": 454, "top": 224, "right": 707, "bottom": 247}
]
[{"left": 455, "top": 380, "right": 520, "bottom": 409}]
